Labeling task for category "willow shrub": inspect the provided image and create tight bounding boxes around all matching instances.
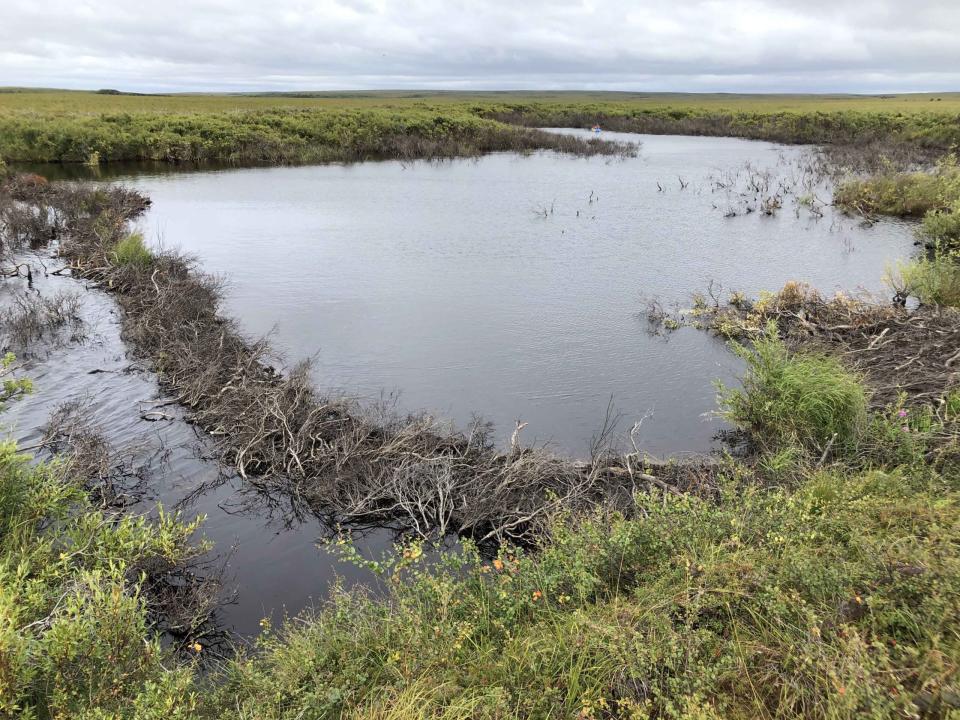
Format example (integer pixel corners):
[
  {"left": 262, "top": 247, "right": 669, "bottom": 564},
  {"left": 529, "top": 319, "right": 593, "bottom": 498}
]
[
  {"left": 834, "top": 154, "right": 960, "bottom": 217},
  {"left": 896, "top": 257, "right": 960, "bottom": 307},
  {"left": 920, "top": 198, "right": 960, "bottom": 255},
  {"left": 718, "top": 322, "right": 869, "bottom": 456},
  {"left": 0, "top": 353, "right": 204, "bottom": 720}
]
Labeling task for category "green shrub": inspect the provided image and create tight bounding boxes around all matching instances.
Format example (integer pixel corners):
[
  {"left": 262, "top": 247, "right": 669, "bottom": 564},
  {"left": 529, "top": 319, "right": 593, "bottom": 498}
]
[
  {"left": 835, "top": 154, "right": 960, "bottom": 217},
  {"left": 214, "top": 465, "right": 960, "bottom": 719},
  {"left": 111, "top": 231, "right": 153, "bottom": 268},
  {"left": 0, "top": 354, "right": 206, "bottom": 718},
  {"left": 719, "top": 322, "right": 869, "bottom": 455},
  {"left": 919, "top": 198, "right": 960, "bottom": 255},
  {"left": 895, "top": 257, "right": 960, "bottom": 307}
]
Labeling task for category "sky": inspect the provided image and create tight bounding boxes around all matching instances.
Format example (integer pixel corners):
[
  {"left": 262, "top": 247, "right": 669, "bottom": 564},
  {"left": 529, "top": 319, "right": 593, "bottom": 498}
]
[{"left": 1, "top": 0, "right": 957, "bottom": 94}]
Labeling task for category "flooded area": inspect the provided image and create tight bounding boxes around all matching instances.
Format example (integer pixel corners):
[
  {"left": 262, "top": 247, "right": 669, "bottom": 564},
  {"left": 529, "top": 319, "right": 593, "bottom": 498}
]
[
  {"left": 0, "top": 269, "right": 388, "bottom": 640},
  {"left": 2, "top": 131, "right": 917, "bottom": 638},
  {"left": 120, "top": 131, "right": 913, "bottom": 454}
]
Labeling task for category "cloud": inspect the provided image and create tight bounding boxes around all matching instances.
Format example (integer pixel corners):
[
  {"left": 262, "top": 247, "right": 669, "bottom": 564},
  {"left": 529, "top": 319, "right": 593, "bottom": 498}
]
[{"left": 1, "top": 0, "right": 957, "bottom": 92}]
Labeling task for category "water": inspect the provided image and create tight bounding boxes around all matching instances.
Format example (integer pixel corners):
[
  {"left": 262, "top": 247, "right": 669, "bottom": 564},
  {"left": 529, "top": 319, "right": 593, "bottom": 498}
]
[
  {"left": 2, "top": 131, "right": 916, "bottom": 638},
  {"left": 118, "top": 131, "right": 913, "bottom": 455},
  {"left": 0, "top": 269, "right": 388, "bottom": 641}
]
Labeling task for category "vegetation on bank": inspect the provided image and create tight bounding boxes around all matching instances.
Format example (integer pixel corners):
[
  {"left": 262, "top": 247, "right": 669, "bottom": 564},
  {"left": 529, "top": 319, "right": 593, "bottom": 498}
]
[
  {"left": 834, "top": 156, "right": 960, "bottom": 218},
  {"left": 0, "top": 104, "right": 629, "bottom": 165},
  {"left": 0, "top": 89, "right": 958, "bottom": 166},
  {"left": 3, "top": 322, "right": 959, "bottom": 718},
  {"left": 3, "top": 92, "right": 960, "bottom": 716},
  {"left": 836, "top": 154, "right": 960, "bottom": 308},
  {"left": 0, "top": 352, "right": 206, "bottom": 719},
  {"left": 719, "top": 323, "right": 869, "bottom": 457}
]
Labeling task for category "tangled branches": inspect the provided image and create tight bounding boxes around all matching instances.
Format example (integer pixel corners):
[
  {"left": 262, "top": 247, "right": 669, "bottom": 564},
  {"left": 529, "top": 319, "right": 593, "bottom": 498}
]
[
  {"left": 0, "top": 290, "right": 84, "bottom": 350},
  {"left": 676, "top": 281, "right": 960, "bottom": 410}
]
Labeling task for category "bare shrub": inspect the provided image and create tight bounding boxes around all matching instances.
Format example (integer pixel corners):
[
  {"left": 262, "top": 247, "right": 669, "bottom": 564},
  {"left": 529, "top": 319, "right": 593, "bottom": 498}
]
[
  {"left": 0, "top": 290, "right": 84, "bottom": 348},
  {"left": 42, "top": 398, "right": 146, "bottom": 507}
]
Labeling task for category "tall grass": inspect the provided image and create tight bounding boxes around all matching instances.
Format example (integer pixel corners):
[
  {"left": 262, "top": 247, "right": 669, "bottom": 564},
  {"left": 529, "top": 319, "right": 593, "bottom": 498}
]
[{"left": 719, "top": 322, "right": 869, "bottom": 456}]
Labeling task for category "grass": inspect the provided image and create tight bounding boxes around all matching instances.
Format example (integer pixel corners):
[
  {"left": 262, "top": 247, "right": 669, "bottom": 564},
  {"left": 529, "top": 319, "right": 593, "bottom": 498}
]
[
  {"left": 719, "top": 323, "right": 869, "bottom": 457},
  {"left": 1, "top": 89, "right": 959, "bottom": 165},
  {"left": 111, "top": 232, "right": 153, "bottom": 268},
  {"left": 3, "top": 89, "right": 960, "bottom": 115},
  {"left": 834, "top": 155, "right": 960, "bottom": 217}
]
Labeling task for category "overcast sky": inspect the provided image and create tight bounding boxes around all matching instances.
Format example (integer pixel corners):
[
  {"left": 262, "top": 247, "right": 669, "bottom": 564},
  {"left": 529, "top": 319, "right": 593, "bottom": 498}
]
[{"left": 1, "top": 0, "right": 957, "bottom": 93}]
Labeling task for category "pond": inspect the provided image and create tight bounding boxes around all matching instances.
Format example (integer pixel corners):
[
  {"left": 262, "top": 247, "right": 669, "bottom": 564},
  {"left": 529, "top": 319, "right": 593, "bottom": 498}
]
[
  {"left": 123, "top": 130, "right": 912, "bottom": 455},
  {"left": 2, "top": 130, "right": 916, "bottom": 639}
]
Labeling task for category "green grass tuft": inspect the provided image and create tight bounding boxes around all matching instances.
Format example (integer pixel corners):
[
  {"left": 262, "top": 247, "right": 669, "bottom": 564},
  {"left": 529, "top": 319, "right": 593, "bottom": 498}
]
[
  {"left": 719, "top": 322, "right": 869, "bottom": 456},
  {"left": 111, "top": 231, "right": 153, "bottom": 268}
]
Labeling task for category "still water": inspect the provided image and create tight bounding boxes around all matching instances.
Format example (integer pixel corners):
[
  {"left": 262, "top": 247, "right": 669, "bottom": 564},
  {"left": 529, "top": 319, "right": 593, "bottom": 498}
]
[
  {"left": 2, "top": 131, "right": 915, "bottom": 638},
  {"left": 123, "top": 131, "right": 912, "bottom": 455}
]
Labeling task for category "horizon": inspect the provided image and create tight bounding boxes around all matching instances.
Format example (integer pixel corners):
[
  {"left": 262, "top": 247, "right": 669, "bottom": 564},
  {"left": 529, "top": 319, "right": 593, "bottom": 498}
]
[{"left": 4, "top": 88, "right": 959, "bottom": 98}]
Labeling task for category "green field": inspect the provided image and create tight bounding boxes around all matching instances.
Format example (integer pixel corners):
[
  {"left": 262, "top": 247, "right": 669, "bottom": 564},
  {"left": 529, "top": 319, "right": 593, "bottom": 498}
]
[
  {"left": 3, "top": 88, "right": 960, "bottom": 114},
  {"left": 1, "top": 89, "right": 958, "bottom": 165}
]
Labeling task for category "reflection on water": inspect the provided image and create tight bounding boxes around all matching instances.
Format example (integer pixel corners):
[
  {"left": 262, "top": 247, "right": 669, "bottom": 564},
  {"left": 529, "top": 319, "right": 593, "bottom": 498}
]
[
  {"left": 2, "top": 132, "right": 916, "bottom": 637},
  {"left": 115, "top": 131, "right": 913, "bottom": 455}
]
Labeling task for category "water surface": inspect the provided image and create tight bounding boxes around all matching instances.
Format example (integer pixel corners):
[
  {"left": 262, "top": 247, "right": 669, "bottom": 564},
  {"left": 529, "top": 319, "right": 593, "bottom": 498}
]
[
  {"left": 120, "top": 131, "right": 913, "bottom": 454},
  {"left": 1, "top": 132, "right": 916, "bottom": 638}
]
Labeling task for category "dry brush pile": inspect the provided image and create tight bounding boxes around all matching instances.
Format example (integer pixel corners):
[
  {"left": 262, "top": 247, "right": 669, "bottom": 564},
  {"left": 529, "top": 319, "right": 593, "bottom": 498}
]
[
  {"left": 672, "top": 281, "right": 960, "bottom": 411},
  {"left": 0, "top": 175, "right": 720, "bottom": 546}
]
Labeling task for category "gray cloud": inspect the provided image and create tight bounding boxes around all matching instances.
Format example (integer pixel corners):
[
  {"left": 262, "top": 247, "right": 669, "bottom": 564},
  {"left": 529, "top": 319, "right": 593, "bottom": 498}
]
[{"left": 1, "top": 0, "right": 957, "bottom": 92}]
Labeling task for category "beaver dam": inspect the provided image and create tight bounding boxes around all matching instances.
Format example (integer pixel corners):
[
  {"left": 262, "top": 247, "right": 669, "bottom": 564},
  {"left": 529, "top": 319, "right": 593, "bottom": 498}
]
[{"left": 2, "top": 131, "right": 919, "bottom": 639}]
